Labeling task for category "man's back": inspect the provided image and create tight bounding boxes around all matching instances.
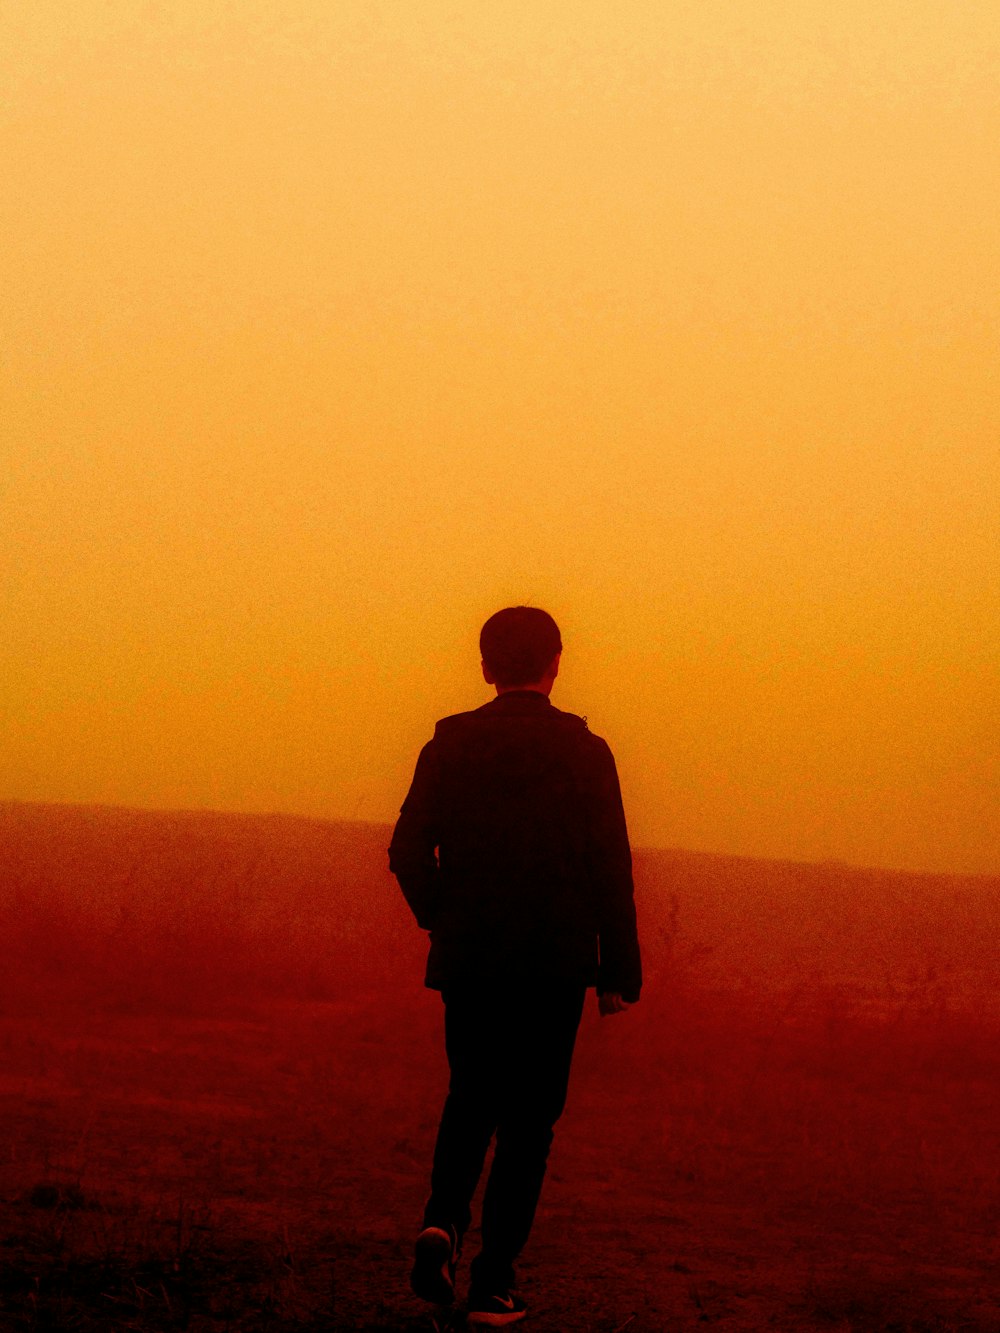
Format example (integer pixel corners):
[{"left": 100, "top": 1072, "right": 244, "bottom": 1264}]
[{"left": 389, "top": 688, "right": 641, "bottom": 1002}]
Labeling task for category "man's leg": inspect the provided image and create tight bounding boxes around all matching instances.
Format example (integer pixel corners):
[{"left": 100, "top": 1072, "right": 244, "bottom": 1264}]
[
  {"left": 422, "top": 988, "right": 500, "bottom": 1246},
  {"left": 470, "top": 984, "right": 587, "bottom": 1294}
]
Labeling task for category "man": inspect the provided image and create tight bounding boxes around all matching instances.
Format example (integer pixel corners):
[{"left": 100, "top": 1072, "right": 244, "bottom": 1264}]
[{"left": 388, "top": 606, "right": 642, "bottom": 1327}]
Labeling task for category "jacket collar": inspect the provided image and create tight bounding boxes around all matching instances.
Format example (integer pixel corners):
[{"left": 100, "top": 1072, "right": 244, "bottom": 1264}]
[{"left": 480, "top": 690, "right": 553, "bottom": 712}]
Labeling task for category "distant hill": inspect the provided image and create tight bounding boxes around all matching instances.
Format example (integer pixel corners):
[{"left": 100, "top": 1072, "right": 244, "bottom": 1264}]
[{"left": 1, "top": 800, "right": 996, "bottom": 1012}]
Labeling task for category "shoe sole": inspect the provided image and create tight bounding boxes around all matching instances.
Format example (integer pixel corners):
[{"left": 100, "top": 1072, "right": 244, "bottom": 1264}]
[
  {"left": 466, "top": 1312, "right": 527, "bottom": 1328},
  {"left": 410, "top": 1227, "right": 456, "bottom": 1305}
]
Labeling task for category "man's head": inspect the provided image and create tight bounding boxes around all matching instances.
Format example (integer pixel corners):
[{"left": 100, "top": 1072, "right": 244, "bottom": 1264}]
[{"left": 480, "top": 606, "right": 562, "bottom": 695}]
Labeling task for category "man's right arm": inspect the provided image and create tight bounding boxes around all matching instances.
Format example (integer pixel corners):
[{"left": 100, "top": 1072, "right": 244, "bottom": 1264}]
[{"left": 388, "top": 739, "right": 442, "bottom": 931}]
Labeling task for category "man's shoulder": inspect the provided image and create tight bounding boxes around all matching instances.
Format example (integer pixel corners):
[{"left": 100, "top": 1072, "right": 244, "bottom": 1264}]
[
  {"left": 431, "top": 707, "right": 484, "bottom": 737},
  {"left": 431, "top": 703, "right": 609, "bottom": 752},
  {"left": 549, "top": 707, "right": 611, "bottom": 756}
]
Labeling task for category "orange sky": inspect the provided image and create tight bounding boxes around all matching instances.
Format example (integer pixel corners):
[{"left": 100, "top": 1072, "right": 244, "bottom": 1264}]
[{"left": 3, "top": 2, "right": 998, "bottom": 873}]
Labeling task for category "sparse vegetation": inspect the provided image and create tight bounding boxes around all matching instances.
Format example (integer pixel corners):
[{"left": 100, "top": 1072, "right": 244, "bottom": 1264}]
[{"left": 0, "top": 801, "right": 997, "bottom": 1330}]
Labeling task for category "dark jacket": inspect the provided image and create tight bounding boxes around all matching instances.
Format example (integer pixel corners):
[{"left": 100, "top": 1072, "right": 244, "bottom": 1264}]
[{"left": 388, "top": 690, "right": 642, "bottom": 1002}]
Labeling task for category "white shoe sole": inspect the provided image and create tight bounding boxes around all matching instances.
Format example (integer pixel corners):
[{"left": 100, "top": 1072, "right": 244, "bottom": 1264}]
[{"left": 467, "top": 1308, "right": 527, "bottom": 1327}]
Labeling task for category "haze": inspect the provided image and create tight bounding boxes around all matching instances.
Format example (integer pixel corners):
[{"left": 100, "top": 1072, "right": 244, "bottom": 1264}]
[{"left": 3, "top": 1, "right": 997, "bottom": 873}]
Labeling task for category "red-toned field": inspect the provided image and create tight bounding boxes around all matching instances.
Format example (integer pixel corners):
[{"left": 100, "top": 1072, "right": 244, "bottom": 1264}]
[{"left": 1, "top": 801, "right": 998, "bottom": 1331}]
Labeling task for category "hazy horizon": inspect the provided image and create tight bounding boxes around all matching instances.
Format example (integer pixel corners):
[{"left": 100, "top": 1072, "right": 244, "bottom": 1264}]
[
  {"left": 5, "top": 794, "right": 998, "bottom": 882},
  {"left": 4, "top": 2, "right": 997, "bottom": 875}
]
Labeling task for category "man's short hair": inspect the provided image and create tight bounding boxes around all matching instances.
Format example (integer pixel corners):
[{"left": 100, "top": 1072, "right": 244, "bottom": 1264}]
[{"left": 480, "top": 606, "right": 562, "bottom": 688}]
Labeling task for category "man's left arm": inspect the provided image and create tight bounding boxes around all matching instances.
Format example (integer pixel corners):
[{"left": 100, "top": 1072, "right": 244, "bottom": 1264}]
[
  {"left": 388, "top": 739, "right": 442, "bottom": 930},
  {"left": 586, "top": 739, "right": 643, "bottom": 1005}
]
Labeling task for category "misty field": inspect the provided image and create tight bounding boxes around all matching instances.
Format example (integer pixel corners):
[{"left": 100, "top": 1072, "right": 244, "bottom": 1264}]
[{"left": 1, "top": 802, "right": 998, "bottom": 1331}]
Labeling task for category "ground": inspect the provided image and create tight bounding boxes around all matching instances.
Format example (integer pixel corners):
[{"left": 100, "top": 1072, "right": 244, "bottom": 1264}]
[{"left": 1, "top": 803, "right": 998, "bottom": 1330}]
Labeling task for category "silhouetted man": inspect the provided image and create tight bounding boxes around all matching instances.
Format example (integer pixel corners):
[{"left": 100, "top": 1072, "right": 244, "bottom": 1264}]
[{"left": 389, "top": 606, "right": 642, "bottom": 1327}]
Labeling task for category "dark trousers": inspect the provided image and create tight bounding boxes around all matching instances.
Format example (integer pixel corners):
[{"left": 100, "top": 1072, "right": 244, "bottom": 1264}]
[{"left": 422, "top": 982, "right": 587, "bottom": 1292}]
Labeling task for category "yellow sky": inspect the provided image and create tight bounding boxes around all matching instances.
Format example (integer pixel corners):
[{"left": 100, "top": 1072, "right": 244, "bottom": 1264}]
[{"left": 3, "top": 1, "right": 998, "bottom": 873}]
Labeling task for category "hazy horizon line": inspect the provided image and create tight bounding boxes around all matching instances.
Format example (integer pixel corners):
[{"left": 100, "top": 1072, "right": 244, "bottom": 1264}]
[{"left": 3, "top": 795, "right": 994, "bottom": 884}]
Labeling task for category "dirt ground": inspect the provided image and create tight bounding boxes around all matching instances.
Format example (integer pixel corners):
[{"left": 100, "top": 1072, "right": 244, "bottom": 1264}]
[{"left": 1, "top": 803, "right": 998, "bottom": 1330}]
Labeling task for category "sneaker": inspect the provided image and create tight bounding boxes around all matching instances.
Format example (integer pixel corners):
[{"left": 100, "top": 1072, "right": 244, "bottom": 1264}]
[
  {"left": 467, "top": 1288, "right": 528, "bottom": 1327},
  {"left": 410, "top": 1224, "right": 461, "bottom": 1305}
]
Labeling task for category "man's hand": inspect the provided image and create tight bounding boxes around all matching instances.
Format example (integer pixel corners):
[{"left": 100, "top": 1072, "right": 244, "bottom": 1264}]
[{"left": 598, "top": 992, "right": 632, "bottom": 1017}]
